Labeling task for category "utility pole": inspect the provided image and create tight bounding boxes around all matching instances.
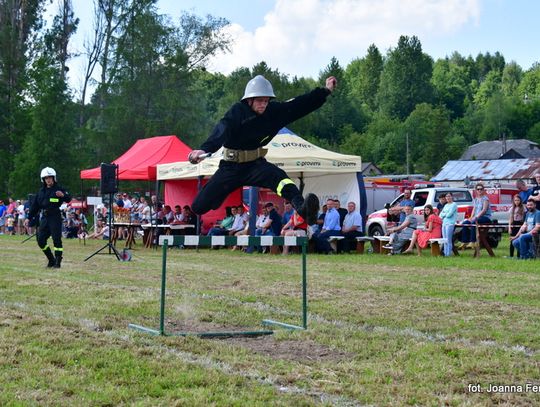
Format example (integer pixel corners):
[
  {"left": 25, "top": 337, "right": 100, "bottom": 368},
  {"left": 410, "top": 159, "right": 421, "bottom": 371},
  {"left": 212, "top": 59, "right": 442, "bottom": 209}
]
[{"left": 406, "top": 133, "right": 410, "bottom": 176}]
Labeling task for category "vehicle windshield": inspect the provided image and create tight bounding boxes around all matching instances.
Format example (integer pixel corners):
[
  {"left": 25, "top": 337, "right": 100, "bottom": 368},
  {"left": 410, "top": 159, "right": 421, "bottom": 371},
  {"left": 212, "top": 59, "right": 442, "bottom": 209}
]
[{"left": 434, "top": 190, "right": 472, "bottom": 202}]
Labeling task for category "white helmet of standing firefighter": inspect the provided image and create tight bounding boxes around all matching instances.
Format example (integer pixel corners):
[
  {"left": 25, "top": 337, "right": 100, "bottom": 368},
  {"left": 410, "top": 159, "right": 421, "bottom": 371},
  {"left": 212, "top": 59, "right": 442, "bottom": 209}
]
[
  {"left": 40, "top": 167, "right": 56, "bottom": 182},
  {"left": 242, "top": 75, "right": 276, "bottom": 100}
]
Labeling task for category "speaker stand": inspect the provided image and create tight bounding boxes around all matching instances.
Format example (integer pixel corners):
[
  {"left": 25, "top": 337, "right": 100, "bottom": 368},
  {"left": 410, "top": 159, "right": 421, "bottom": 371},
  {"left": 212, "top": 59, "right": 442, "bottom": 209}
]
[{"left": 84, "top": 193, "right": 121, "bottom": 261}]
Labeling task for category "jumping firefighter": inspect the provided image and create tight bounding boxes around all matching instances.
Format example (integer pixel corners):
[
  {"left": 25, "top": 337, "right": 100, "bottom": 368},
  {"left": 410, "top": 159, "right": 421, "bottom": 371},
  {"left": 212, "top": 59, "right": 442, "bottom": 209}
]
[
  {"left": 189, "top": 74, "right": 338, "bottom": 224},
  {"left": 28, "top": 167, "right": 72, "bottom": 268}
]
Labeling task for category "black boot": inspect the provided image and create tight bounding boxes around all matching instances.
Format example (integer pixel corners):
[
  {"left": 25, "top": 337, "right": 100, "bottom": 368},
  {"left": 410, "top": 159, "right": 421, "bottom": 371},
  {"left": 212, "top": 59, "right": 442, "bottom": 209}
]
[
  {"left": 43, "top": 247, "right": 55, "bottom": 268},
  {"left": 53, "top": 252, "right": 63, "bottom": 269},
  {"left": 295, "top": 193, "right": 320, "bottom": 225}
]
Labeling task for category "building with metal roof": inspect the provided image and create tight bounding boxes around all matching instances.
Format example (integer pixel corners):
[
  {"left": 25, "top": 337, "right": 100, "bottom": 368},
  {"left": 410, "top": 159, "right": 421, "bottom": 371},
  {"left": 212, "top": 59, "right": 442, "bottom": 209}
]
[
  {"left": 432, "top": 158, "right": 540, "bottom": 183},
  {"left": 460, "top": 139, "right": 540, "bottom": 160}
]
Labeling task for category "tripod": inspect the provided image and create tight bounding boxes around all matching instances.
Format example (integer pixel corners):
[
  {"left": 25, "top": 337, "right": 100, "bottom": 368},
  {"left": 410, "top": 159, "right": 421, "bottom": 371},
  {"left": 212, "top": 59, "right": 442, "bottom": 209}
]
[{"left": 84, "top": 192, "right": 121, "bottom": 261}]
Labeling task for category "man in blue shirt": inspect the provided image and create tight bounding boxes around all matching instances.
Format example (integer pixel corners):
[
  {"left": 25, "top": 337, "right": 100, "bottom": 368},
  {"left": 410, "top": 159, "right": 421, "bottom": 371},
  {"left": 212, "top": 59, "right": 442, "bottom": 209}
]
[
  {"left": 516, "top": 179, "right": 533, "bottom": 203},
  {"left": 389, "top": 189, "right": 415, "bottom": 224},
  {"left": 0, "top": 199, "right": 6, "bottom": 234},
  {"left": 510, "top": 198, "right": 540, "bottom": 259},
  {"left": 313, "top": 199, "right": 341, "bottom": 254}
]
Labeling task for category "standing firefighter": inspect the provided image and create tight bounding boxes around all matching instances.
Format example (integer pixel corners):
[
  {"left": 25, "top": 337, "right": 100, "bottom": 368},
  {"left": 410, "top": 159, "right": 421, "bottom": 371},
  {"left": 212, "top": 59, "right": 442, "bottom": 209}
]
[
  {"left": 189, "top": 75, "right": 338, "bottom": 225},
  {"left": 28, "top": 167, "right": 71, "bottom": 268}
]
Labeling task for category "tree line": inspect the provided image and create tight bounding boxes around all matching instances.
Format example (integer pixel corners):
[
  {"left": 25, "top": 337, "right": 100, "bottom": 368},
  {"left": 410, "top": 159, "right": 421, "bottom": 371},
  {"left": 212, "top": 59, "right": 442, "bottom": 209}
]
[{"left": 1, "top": 0, "right": 539, "bottom": 198}]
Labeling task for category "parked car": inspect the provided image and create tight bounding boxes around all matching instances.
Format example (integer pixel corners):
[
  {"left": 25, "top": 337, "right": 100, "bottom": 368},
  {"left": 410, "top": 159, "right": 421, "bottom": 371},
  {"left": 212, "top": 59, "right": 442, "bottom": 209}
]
[{"left": 365, "top": 187, "right": 504, "bottom": 247}]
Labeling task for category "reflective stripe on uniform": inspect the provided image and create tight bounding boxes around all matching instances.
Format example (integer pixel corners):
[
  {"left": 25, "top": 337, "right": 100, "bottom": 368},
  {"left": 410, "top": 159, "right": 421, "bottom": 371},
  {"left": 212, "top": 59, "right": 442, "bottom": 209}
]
[
  {"left": 53, "top": 247, "right": 64, "bottom": 251},
  {"left": 276, "top": 178, "right": 295, "bottom": 196},
  {"left": 49, "top": 198, "right": 59, "bottom": 202},
  {"left": 41, "top": 245, "right": 50, "bottom": 251}
]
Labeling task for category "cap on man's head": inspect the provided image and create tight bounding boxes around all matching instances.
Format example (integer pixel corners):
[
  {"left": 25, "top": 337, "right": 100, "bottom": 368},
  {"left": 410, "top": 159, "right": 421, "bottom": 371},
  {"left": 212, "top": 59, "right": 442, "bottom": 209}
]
[{"left": 264, "top": 202, "right": 274, "bottom": 208}]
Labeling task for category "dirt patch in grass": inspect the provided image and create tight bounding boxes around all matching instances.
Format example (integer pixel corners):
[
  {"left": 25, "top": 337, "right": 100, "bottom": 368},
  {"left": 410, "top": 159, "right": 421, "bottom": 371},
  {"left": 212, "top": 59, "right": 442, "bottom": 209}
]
[
  {"left": 164, "top": 319, "right": 351, "bottom": 363},
  {"left": 225, "top": 335, "right": 353, "bottom": 363}
]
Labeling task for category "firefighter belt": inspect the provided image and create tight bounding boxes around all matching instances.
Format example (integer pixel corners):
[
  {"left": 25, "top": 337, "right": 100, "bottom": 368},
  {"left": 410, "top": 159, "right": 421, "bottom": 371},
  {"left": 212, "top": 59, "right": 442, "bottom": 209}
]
[{"left": 223, "top": 147, "right": 268, "bottom": 163}]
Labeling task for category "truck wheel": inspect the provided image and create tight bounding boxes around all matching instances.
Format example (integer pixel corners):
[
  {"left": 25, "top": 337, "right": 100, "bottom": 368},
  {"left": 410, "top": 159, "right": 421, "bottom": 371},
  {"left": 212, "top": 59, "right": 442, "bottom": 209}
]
[{"left": 369, "top": 225, "right": 384, "bottom": 237}]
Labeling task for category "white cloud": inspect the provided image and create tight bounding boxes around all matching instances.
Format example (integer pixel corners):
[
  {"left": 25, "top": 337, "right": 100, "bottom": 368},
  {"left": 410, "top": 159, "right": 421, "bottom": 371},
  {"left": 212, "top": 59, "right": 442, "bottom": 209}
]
[{"left": 206, "top": 0, "right": 481, "bottom": 78}]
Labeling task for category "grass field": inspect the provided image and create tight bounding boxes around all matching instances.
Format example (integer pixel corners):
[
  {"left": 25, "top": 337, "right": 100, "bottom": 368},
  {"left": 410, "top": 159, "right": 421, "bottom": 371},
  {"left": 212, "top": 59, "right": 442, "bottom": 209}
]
[{"left": 1, "top": 234, "right": 540, "bottom": 406}]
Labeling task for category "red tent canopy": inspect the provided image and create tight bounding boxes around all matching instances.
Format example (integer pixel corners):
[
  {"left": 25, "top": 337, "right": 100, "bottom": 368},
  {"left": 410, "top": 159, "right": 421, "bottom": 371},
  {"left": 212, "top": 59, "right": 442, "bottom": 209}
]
[{"left": 80, "top": 135, "right": 192, "bottom": 181}]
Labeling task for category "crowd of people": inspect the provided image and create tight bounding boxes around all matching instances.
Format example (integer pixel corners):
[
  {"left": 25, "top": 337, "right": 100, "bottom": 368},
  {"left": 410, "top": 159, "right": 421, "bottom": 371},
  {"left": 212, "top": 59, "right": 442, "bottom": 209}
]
[
  {"left": 0, "top": 198, "right": 32, "bottom": 236},
  {"left": 203, "top": 198, "right": 364, "bottom": 255},
  {"left": 3, "top": 174, "right": 539, "bottom": 260},
  {"left": 381, "top": 173, "right": 540, "bottom": 259},
  {"left": 0, "top": 197, "right": 90, "bottom": 240}
]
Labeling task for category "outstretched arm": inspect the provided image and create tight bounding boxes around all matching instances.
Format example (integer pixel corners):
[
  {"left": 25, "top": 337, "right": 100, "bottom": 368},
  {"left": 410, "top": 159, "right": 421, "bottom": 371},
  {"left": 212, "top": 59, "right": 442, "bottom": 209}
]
[{"left": 272, "top": 76, "right": 338, "bottom": 126}]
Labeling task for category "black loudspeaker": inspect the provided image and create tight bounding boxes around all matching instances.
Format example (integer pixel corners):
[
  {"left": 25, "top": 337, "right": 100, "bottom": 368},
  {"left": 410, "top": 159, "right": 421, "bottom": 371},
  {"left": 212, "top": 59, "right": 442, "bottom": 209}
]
[{"left": 100, "top": 163, "right": 118, "bottom": 194}]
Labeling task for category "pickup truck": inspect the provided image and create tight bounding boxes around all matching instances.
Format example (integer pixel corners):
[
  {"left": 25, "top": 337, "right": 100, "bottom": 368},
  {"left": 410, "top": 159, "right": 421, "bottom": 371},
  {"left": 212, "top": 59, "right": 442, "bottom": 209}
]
[{"left": 365, "top": 187, "right": 504, "bottom": 247}]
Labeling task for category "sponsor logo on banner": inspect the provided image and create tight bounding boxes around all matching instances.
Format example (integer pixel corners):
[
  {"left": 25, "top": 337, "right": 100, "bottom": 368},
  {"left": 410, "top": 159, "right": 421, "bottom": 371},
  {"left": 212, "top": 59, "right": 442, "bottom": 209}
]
[
  {"left": 272, "top": 141, "right": 314, "bottom": 149},
  {"left": 296, "top": 161, "right": 321, "bottom": 167},
  {"left": 332, "top": 161, "right": 356, "bottom": 168}
]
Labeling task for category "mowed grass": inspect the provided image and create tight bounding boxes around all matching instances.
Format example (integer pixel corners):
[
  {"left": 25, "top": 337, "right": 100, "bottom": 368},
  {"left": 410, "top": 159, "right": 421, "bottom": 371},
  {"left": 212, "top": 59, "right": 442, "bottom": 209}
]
[{"left": 1, "top": 234, "right": 540, "bottom": 406}]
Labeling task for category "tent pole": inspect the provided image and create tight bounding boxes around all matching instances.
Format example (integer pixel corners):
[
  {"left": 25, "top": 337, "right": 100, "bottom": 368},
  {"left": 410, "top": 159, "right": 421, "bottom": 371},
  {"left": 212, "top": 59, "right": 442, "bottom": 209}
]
[
  {"left": 299, "top": 172, "right": 305, "bottom": 194},
  {"left": 246, "top": 186, "right": 258, "bottom": 253},
  {"left": 196, "top": 176, "right": 203, "bottom": 235}
]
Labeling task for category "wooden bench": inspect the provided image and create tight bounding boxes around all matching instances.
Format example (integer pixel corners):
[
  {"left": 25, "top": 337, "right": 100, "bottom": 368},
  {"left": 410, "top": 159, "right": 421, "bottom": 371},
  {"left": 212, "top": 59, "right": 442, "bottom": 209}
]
[
  {"left": 356, "top": 236, "right": 374, "bottom": 254},
  {"left": 427, "top": 238, "right": 447, "bottom": 256},
  {"left": 373, "top": 236, "right": 391, "bottom": 255},
  {"left": 327, "top": 236, "right": 345, "bottom": 253}
]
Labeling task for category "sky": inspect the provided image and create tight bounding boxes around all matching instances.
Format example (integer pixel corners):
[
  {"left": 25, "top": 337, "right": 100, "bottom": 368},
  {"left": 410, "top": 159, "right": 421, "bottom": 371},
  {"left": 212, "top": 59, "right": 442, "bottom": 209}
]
[{"left": 48, "top": 0, "right": 540, "bottom": 91}]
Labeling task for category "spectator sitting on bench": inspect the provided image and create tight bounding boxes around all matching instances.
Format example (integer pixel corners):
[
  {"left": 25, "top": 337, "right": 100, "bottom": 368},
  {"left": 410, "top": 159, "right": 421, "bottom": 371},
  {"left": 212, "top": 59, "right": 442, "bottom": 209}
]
[
  {"left": 458, "top": 182, "right": 492, "bottom": 249},
  {"left": 386, "top": 203, "right": 417, "bottom": 255},
  {"left": 510, "top": 198, "right": 540, "bottom": 259},
  {"left": 312, "top": 199, "right": 341, "bottom": 254},
  {"left": 388, "top": 188, "right": 415, "bottom": 224},
  {"left": 207, "top": 206, "right": 237, "bottom": 236},
  {"left": 281, "top": 210, "right": 307, "bottom": 255},
  {"left": 402, "top": 204, "right": 442, "bottom": 255},
  {"left": 341, "top": 201, "right": 364, "bottom": 253}
]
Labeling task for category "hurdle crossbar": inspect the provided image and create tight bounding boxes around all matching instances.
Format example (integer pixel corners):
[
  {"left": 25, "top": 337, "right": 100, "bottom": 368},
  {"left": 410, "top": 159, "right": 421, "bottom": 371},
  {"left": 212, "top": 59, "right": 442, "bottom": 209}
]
[{"left": 128, "top": 234, "right": 309, "bottom": 338}]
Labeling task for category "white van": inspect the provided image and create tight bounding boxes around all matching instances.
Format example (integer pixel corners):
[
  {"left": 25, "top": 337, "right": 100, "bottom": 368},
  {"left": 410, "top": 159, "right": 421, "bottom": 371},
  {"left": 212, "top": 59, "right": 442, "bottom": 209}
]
[{"left": 366, "top": 187, "right": 475, "bottom": 236}]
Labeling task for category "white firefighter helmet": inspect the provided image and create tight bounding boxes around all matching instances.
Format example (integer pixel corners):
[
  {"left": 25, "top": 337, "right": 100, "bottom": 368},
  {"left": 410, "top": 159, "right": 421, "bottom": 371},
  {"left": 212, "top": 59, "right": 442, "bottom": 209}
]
[
  {"left": 241, "top": 75, "right": 276, "bottom": 100},
  {"left": 40, "top": 167, "right": 56, "bottom": 181}
]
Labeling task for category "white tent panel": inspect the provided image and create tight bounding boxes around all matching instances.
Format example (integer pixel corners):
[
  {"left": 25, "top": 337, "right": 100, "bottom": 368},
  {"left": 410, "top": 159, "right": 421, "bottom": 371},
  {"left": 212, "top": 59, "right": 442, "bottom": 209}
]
[{"left": 157, "top": 129, "right": 361, "bottom": 181}]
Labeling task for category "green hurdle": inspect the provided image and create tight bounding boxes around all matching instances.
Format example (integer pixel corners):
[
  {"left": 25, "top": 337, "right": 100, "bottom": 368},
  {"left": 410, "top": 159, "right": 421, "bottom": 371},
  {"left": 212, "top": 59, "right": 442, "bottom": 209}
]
[{"left": 128, "top": 234, "right": 309, "bottom": 338}]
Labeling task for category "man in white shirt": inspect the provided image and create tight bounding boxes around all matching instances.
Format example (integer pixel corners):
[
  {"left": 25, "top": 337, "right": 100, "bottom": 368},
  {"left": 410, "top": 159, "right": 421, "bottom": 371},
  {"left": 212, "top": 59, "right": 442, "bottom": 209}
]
[
  {"left": 341, "top": 201, "right": 363, "bottom": 252},
  {"left": 228, "top": 207, "right": 246, "bottom": 235},
  {"left": 122, "top": 194, "right": 133, "bottom": 209}
]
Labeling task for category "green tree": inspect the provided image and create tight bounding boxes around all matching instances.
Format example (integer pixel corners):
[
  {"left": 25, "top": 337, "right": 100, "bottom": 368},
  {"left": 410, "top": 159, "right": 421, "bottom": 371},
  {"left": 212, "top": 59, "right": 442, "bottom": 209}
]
[
  {"left": 10, "top": 58, "right": 78, "bottom": 197},
  {"left": 473, "top": 70, "right": 502, "bottom": 106},
  {"left": 431, "top": 58, "right": 468, "bottom": 118},
  {"left": 403, "top": 103, "right": 451, "bottom": 174},
  {"left": 360, "top": 112, "right": 402, "bottom": 171},
  {"left": 0, "top": 0, "right": 45, "bottom": 196},
  {"left": 501, "top": 62, "right": 522, "bottom": 97},
  {"left": 517, "top": 63, "right": 540, "bottom": 100},
  {"left": 310, "top": 57, "right": 364, "bottom": 145},
  {"left": 346, "top": 44, "right": 383, "bottom": 111},
  {"left": 81, "top": 6, "right": 231, "bottom": 165},
  {"left": 377, "top": 35, "right": 434, "bottom": 120}
]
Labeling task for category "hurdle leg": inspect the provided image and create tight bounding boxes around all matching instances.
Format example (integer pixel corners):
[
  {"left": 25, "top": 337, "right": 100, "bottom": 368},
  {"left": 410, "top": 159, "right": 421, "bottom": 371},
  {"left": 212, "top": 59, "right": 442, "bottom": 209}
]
[
  {"left": 262, "top": 239, "right": 307, "bottom": 331},
  {"left": 128, "top": 240, "right": 169, "bottom": 335},
  {"left": 302, "top": 240, "right": 307, "bottom": 329}
]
